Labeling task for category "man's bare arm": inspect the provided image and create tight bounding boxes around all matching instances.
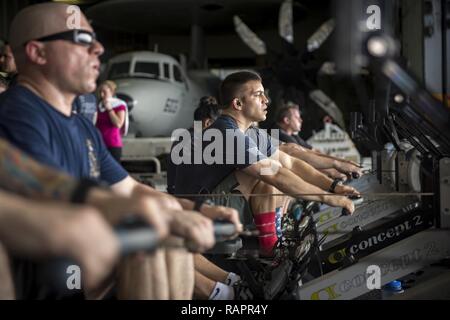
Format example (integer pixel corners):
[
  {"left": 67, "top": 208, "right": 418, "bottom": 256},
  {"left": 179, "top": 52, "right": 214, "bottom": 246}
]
[
  {"left": 242, "top": 158, "right": 354, "bottom": 213},
  {"left": 275, "top": 149, "right": 335, "bottom": 191},
  {"left": 279, "top": 143, "right": 337, "bottom": 169},
  {"left": 276, "top": 149, "right": 359, "bottom": 196},
  {"left": 0, "top": 138, "right": 77, "bottom": 201},
  {"left": 0, "top": 139, "right": 171, "bottom": 238},
  {"left": 320, "top": 168, "right": 348, "bottom": 180},
  {"left": 279, "top": 143, "right": 362, "bottom": 175},
  {"left": 112, "top": 176, "right": 242, "bottom": 233},
  {"left": 0, "top": 190, "right": 120, "bottom": 290},
  {"left": 111, "top": 176, "right": 216, "bottom": 252}
]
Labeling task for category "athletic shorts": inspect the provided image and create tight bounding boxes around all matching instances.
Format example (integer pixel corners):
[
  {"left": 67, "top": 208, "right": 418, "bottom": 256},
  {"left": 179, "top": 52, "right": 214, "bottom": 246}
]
[{"left": 207, "top": 173, "right": 255, "bottom": 228}]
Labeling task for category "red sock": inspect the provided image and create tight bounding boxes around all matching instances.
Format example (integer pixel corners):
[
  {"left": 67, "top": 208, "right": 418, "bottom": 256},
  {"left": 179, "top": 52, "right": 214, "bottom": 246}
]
[{"left": 254, "top": 211, "right": 278, "bottom": 256}]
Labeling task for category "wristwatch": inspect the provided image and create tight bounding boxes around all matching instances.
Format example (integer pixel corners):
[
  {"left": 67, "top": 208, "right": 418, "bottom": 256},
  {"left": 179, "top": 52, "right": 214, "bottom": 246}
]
[{"left": 328, "top": 179, "right": 342, "bottom": 193}]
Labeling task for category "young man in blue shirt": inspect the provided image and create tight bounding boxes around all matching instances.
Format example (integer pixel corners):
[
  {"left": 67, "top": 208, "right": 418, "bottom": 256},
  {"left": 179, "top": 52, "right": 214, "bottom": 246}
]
[{"left": 173, "top": 71, "right": 359, "bottom": 256}]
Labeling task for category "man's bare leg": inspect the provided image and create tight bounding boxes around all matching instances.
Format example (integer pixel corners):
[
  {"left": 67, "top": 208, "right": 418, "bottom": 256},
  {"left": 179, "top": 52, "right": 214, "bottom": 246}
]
[
  {"left": 234, "top": 172, "right": 275, "bottom": 211},
  {"left": 235, "top": 172, "right": 293, "bottom": 255},
  {"left": 278, "top": 196, "right": 293, "bottom": 217},
  {"left": 194, "top": 270, "right": 216, "bottom": 299},
  {"left": 0, "top": 243, "right": 14, "bottom": 299},
  {"left": 194, "top": 254, "right": 228, "bottom": 283},
  {"left": 165, "top": 237, "right": 194, "bottom": 300},
  {"left": 234, "top": 173, "right": 278, "bottom": 255},
  {"left": 234, "top": 171, "right": 287, "bottom": 212},
  {"left": 234, "top": 171, "right": 290, "bottom": 215},
  {"left": 194, "top": 269, "right": 239, "bottom": 300},
  {"left": 250, "top": 180, "right": 279, "bottom": 255},
  {"left": 249, "top": 180, "right": 278, "bottom": 214},
  {"left": 116, "top": 250, "right": 169, "bottom": 299}
]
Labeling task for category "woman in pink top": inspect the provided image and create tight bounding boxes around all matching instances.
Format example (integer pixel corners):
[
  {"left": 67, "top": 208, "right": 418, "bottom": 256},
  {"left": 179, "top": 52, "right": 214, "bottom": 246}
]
[{"left": 95, "top": 80, "right": 126, "bottom": 162}]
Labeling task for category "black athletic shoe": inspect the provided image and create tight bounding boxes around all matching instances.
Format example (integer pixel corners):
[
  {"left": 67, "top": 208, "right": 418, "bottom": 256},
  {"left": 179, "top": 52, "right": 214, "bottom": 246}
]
[{"left": 233, "top": 280, "right": 254, "bottom": 300}]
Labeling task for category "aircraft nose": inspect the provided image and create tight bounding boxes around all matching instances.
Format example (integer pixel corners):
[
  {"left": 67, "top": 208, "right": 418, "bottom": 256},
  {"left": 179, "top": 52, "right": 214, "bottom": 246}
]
[{"left": 115, "top": 79, "right": 186, "bottom": 137}]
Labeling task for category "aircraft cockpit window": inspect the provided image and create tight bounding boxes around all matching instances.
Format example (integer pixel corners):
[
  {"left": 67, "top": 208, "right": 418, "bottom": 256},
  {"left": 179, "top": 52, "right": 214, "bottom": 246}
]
[
  {"left": 108, "top": 62, "right": 131, "bottom": 79},
  {"left": 163, "top": 63, "right": 170, "bottom": 79},
  {"left": 173, "top": 65, "right": 184, "bottom": 83},
  {"left": 134, "top": 62, "right": 160, "bottom": 79}
]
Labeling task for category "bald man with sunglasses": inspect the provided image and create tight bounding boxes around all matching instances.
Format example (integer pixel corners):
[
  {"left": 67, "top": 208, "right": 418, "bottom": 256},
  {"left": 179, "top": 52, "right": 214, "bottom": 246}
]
[{"left": 0, "top": 3, "right": 241, "bottom": 300}]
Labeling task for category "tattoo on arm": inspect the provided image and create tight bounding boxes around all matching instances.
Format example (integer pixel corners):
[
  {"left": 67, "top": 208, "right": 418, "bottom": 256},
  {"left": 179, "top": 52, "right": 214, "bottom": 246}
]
[{"left": 0, "top": 139, "right": 77, "bottom": 201}]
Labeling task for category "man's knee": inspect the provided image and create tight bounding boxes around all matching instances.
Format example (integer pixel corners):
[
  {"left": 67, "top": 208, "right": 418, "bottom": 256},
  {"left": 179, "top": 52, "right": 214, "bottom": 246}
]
[
  {"left": 117, "top": 249, "right": 169, "bottom": 299},
  {"left": 165, "top": 239, "right": 194, "bottom": 300},
  {"left": 250, "top": 181, "right": 279, "bottom": 213},
  {"left": 252, "top": 180, "right": 279, "bottom": 194}
]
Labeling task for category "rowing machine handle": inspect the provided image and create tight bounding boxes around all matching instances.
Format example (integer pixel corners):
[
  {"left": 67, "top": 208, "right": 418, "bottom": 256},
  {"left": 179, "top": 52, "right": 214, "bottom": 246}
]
[{"left": 341, "top": 195, "right": 364, "bottom": 216}]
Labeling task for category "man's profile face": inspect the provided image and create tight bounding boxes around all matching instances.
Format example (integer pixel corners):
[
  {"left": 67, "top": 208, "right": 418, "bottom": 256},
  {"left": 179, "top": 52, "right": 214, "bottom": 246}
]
[
  {"left": 240, "top": 80, "right": 269, "bottom": 122},
  {"left": 42, "top": 15, "right": 104, "bottom": 95},
  {"left": 288, "top": 108, "right": 302, "bottom": 133}
]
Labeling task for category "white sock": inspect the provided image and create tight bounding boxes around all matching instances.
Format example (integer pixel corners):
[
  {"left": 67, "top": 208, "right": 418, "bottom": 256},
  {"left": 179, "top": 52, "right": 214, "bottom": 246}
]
[
  {"left": 224, "top": 272, "right": 241, "bottom": 287},
  {"left": 208, "top": 282, "right": 235, "bottom": 300}
]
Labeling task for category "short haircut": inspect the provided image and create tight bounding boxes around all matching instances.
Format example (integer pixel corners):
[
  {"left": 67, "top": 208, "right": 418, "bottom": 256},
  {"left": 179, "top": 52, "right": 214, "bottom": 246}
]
[
  {"left": 219, "top": 71, "right": 262, "bottom": 108},
  {"left": 276, "top": 105, "right": 299, "bottom": 123},
  {"left": 194, "top": 96, "right": 220, "bottom": 121}
]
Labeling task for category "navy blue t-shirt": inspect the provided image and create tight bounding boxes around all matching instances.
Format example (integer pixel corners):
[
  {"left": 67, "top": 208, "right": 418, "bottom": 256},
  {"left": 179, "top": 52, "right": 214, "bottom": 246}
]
[
  {"left": 172, "top": 115, "right": 277, "bottom": 196},
  {"left": 0, "top": 85, "right": 129, "bottom": 300},
  {"left": 0, "top": 85, "right": 127, "bottom": 185}
]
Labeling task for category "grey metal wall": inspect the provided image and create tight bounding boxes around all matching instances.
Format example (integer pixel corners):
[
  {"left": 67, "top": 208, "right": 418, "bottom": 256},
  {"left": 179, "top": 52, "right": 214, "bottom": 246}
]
[
  {"left": 423, "top": 0, "right": 450, "bottom": 95},
  {"left": 401, "top": 0, "right": 424, "bottom": 82}
]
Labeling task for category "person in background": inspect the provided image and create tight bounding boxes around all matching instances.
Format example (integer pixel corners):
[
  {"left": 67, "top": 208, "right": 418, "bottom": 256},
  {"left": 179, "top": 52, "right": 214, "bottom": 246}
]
[
  {"left": 0, "top": 41, "right": 18, "bottom": 86},
  {"left": 0, "top": 75, "right": 8, "bottom": 94},
  {"left": 271, "top": 103, "right": 362, "bottom": 181},
  {"left": 167, "top": 97, "right": 252, "bottom": 300},
  {"left": 271, "top": 103, "right": 313, "bottom": 149},
  {"left": 95, "top": 80, "right": 126, "bottom": 163},
  {"left": 174, "top": 71, "right": 358, "bottom": 257},
  {"left": 73, "top": 92, "right": 97, "bottom": 124},
  {"left": 167, "top": 96, "right": 221, "bottom": 195},
  {"left": 194, "top": 96, "right": 221, "bottom": 129}
]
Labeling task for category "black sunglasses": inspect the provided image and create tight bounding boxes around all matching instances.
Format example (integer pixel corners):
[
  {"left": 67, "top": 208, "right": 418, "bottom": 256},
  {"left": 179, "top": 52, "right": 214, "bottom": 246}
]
[{"left": 34, "top": 29, "right": 97, "bottom": 47}]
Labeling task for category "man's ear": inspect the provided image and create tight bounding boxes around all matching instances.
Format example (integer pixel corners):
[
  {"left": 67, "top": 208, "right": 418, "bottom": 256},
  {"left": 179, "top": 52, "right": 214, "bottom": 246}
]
[
  {"left": 232, "top": 98, "right": 242, "bottom": 111},
  {"left": 203, "top": 118, "right": 213, "bottom": 128},
  {"left": 283, "top": 116, "right": 290, "bottom": 125},
  {"left": 24, "top": 41, "right": 47, "bottom": 65}
]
